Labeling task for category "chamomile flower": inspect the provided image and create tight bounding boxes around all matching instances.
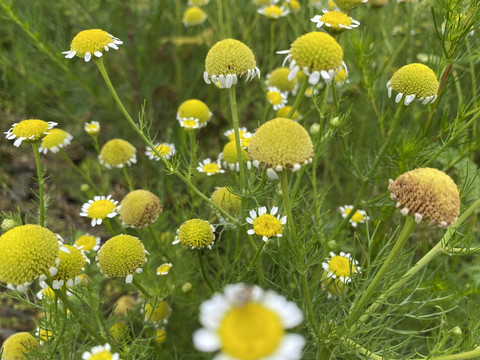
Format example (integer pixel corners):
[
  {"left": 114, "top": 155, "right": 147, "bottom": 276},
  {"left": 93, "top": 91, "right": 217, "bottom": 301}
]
[
  {"left": 75, "top": 234, "right": 101, "bottom": 252},
  {"left": 334, "top": 0, "right": 368, "bottom": 12},
  {"left": 5, "top": 119, "right": 57, "bottom": 147},
  {"left": 1, "top": 332, "right": 39, "bottom": 359},
  {"left": 82, "top": 343, "right": 119, "bottom": 360},
  {"left": 99, "top": 138, "right": 137, "bottom": 168},
  {"left": 119, "top": 190, "right": 163, "bottom": 228},
  {"left": 157, "top": 263, "right": 173, "bottom": 276},
  {"left": 266, "top": 67, "right": 298, "bottom": 94},
  {"left": 80, "top": 195, "right": 120, "bottom": 227},
  {"left": 183, "top": 6, "right": 208, "bottom": 27},
  {"left": 249, "top": 118, "right": 313, "bottom": 179},
  {"left": 322, "top": 251, "right": 360, "bottom": 298},
  {"left": 387, "top": 63, "right": 439, "bottom": 106},
  {"left": 39, "top": 128, "right": 73, "bottom": 154},
  {"left": 97, "top": 234, "right": 147, "bottom": 283},
  {"left": 311, "top": 10, "right": 360, "bottom": 33},
  {"left": 246, "top": 206, "right": 286, "bottom": 242},
  {"left": 211, "top": 187, "right": 242, "bottom": 218},
  {"left": 84, "top": 121, "right": 100, "bottom": 135},
  {"left": 145, "top": 142, "right": 176, "bottom": 161},
  {"left": 63, "top": 29, "right": 123, "bottom": 62},
  {"left": 339, "top": 205, "right": 369, "bottom": 227},
  {"left": 0, "top": 225, "right": 62, "bottom": 292},
  {"left": 388, "top": 168, "right": 460, "bottom": 227},
  {"left": 197, "top": 158, "right": 225, "bottom": 176},
  {"left": 177, "top": 99, "right": 212, "bottom": 129},
  {"left": 221, "top": 140, "right": 252, "bottom": 171},
  {"left": 193, "top": 283, "right": 305, "bottom": 360},
  {"left": 266, "top": 86, "right": 288, "bottom": 110},
  {"left": 285, "top": 0, "right": 301, "bottom": 12},
  {"left": 36, "top": 327, "right": 53, "bottom": 344},
  {"left": 51, "top": 244, "right": 89, "bottom": 289},
  {"left": 144, "top": 300, "right": 171, "bottom": 324},
  {"left": 224, "top": 127, "right": 252, "bottom": 141},
  {"left": 258, "top": 5, "right": 290, "bottom": 19},
  {"left": 173, "top": 219, "right": 216, "bottom": 249},
  {"left": 204, "top": 39, "right": 260, "bottom": 88},
  {"left": 277, "top": 32, "right": 345, "bottom": 85}
]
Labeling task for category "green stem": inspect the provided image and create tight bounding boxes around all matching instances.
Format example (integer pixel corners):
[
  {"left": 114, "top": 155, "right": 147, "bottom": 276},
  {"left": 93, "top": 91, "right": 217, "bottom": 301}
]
[
  {"left": 88, "top": 288, "right": 107, "bottom": 339},
  {"left": 228, "top": 85, "right": 246, "bottom": 192},
  {"left": 198, "top": 251, "right": 215, "bottom": 294},
  {"left": 93, "top": 58, "right": 238, "bottom": 224},
  {"left": 413, "top": 348, "right": 480, "bottom": 360},
  {"left": 46, "top": 279, "right": 108, "bottom": 345},
  {"left": 279, "top": 171, "right": 298, "bottom": 249},
  {"left": 131, "top": 277, "right": 154, "bottom": 299},
  {"left": 32, "top": 143, "right": 45, "bottom": 227},
  {"left": 147, "top": 226, "right": 171, "bottom": 261},
  {"left": 301, "top": 271, "right": 321, "bottom": 337},
  {"left": 347, "top": 216, "right": 418, "bottom": 328},
  {"left": 59, "top": 149, "right": 101, "bottom": 193},
  {"left": 287, "top": 78, "right": 308, "bottom": 118},
  {"left": 122, "top": 167, "right": 134, "bottom": 191},
  {"left": 103, "top": 218, "right": 116, "bottom": 236},
  {"left": 238, "top": 241, "right": 265, "bottom": 282}
]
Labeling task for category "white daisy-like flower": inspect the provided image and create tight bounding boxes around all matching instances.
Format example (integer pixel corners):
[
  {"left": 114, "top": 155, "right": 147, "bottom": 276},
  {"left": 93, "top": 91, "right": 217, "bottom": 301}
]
[
  {"left": 339, "top": 205, "right": 369, "bottom": 227},
  {"left": 266, "top": 86, "right": 288, "bottom": 110},
  {"left": 74, "top": 234, "right": 101, "bottom": 252},
  {"left": 311, "top": 10, "right": 360, "bottom": 32},
  {"left": 246, "top": 206, "right": 287, "bottom": 242},
  {"left": 39, "top": 129, "right": 73, "bottom": 154},
  {"left": 63, "top": 29, "right": 123, "bottom": 63},
  {"left": 193, "top": 283, "right": 305, "bottom": 360},
  {"left": 80, "top": 195, "right": 120, "bottom": 227},
  {"left": 223, "top": 127, "right": 252, "bottom": 141},
  {"left": 82, "top": 343, "right": 119, "bottom": 360},
  {"left": 5, "top": 120, "right": 57, "bottom": 147},
  {"left": 156, "top": 263, "right": 173, "bottom": 276},
  {"left": 84, "top": 121, "right": 100, "bottom": 135},
  {"left": 197, "top": 158, "right": 225, "bottom": 176},
  {"left": 322, "top": 251, "right": 360, "bottom": 284},
  {"left": 257, "top": 4, "right": 290, "bottom": 18},
  {"left": 145, "top": 142, "right": 176, "bottom": 161},
  {"left": 178, "top": 117, "right": 201, "bottom": 130}
]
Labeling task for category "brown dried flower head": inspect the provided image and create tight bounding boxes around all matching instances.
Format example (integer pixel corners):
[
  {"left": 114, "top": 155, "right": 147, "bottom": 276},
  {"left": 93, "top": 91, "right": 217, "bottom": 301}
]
[{"left": 388, "top": 168, "right": 460, "bottom": 227}]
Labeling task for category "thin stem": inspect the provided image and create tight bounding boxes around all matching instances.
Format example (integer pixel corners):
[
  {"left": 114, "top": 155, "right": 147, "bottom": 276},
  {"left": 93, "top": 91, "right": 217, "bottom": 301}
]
[
  {"left": 103, "top": 219, "right": 116, "bottom": 236},
  {"left": 279, "top": 171, "right": 298, "bottom": 251},
  {"left": 94, "top": 58, "right": 238, "bottom": 224},
  {"left": 88, "top": 288, "right": 107, "bottom": 339},
  {"left": 147, "top": 226, "right": 171, "bottom": 261},
  {"left": 412, "top": 348, "right": 480, "bottom": 360},
  {"left": 287, "top": 78, "right": 308, "bottom": 118},
  {"left": 301, "top": 271, "right": 320, "bottom": 337},
  {"left": 238, "top": 241, "right": 265, "bottom": 282},
  {"left": 59, "top": 149, "right": 101, "bottom": 193},
  {"left": 198, "top": 251, "right": 215, "bottom": 294},
  {"left": 122, "top": 167, "right": 134, "bottom": 191},
  {"left": 131, "top": 277, "right": 154, "bottom": 299},
  {"left": 228, "top": 86, "right": 246, "bottom": 193},
  {"left": 32, "top": 143, "right": 45, "bottom": 227},
  {"left": 347, "top": 215, "right": 417, "bottom": 328}
]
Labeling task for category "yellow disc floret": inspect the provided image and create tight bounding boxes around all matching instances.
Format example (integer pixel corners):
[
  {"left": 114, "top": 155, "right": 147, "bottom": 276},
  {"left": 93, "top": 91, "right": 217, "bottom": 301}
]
[
  {"left": 183, "top": 6, "right": 208, "bottom": 26},
  {"left": 290, "top": 32, "right": 343, "bottom": 73},
  {"left": 97, "top": 235, "right": 146, "bottom": 280},
  {"left": 248, "top": 117, "right": 313, "bottom": 171},
  {"left": 1, "top": 332, "right": 39, "bottom": 360},
  {"left": 99, "top": 138, "right": 136, "bottom": 168},
  {"left": 0, "top": 225, "right": 59, "bottom": 290},
  {"left": 177, "top": 99, "right": 212, "bottom": 126},
  {"left": 211, "top": 187, "right": 242, "bottom": 216},
  {"left": 52, "top": 245, "right": 86, "bottom": 287},
  {"left": 174, "top": 219, "right": 215, "bottom": 249},
  {"left": 388, "top": 168, "right": 460, "bottom": 227},
  {"left": 389, "top": 63, "right": 438, "bottom": 100},
  {"left": 119, "top": 190, "right": 163, "bottom": 228},
  {"left": 218, "top": 303, "right": 284, "bottom": 359},
  {"left": 222, "top": 141, "right": 250, "bottom": 168},
  {"left": 253, "top": 214, "right": 283, "bottom": 238},
  {"left": 70, "top": 29, "right": 116, "bottom": 58},
  {"left": 320, "top": 11, "right": 354, "bottom": 33}
]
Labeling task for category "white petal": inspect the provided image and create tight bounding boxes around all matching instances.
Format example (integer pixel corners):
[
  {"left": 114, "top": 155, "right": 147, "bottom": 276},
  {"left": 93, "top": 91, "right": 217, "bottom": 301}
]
[
  {"left": 193, "top": 329, "right": 220, "bottom": 352},
  {"left": 267, "top": 168, "right": 279, "bottom": 180},
  {"left": 271, "top": 206, "right": 278, "bottom": 215},
  {"left": 108, "top": 43, "right": 119, "bottom": 50},
  {"left": 264, "top": 334, "right": 306, "bottom": 360},
  {"left": 84, "top": 52, "right": 92, "bottom": 62},
  {"left": 226, "top": 74, "right": 233, "bottom": 88},
  {"left": 262, "top": 291, "right": 303, "bottom": 328},
  {"left": 204, "top": 71, "right": 211, "bottom": 84},
  {"left": 249, "top": 209, "right": 257, "bottom": 219},
  {"left": 395, "top": 93, "right": 403, "bottom": 103},
  {"left": 125, "top": 274, "right": 133, "bottom": 283},
  {"left": 247, "top": 229, "right": 255, "bottom": 235},
  {"left": 259, "top": 206, "right": 267, "bottom": 215},
  {"left": 219, "top": 75, "right": 226, "bottom": 88}
]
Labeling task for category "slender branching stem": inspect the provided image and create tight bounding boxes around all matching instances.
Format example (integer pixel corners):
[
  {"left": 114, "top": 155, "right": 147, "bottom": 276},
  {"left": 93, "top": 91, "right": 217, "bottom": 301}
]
[
  {"left": 198, "top": 251, "right": 215, "bottom": 294},
  {"left": 32, "top": 142, "right": 45, "bottom": 227}
]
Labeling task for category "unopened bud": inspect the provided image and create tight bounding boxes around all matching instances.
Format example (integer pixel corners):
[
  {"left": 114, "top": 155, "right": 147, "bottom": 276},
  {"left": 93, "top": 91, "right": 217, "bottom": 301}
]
[
  {"left": 182, "top": 282, "right": 192, "bottom": 293},
  {"left": 310, "top": 123, "right": 320, "bottom": 134},
  {"left": 1, "top": 219, "right": 18, "bottom": 231}
]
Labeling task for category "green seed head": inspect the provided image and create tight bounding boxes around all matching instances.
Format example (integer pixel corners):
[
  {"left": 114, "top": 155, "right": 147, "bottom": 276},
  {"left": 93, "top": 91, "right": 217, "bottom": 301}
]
[{"left": 119, "top": 190, "right": 163, "bottom": 228}]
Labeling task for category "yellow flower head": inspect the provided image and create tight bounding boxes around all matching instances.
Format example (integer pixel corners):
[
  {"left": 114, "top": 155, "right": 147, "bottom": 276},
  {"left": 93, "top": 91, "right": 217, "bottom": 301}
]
[
  {"left": 80, "top": 195, "right": 119, "bottom": 227},
  {"left": 275, "top": 106, "right": 300, "bottom": 120},
  {"left": 322, "top": 252, "right": 360, "bottom": 298},
  {"left": 36, "top": 327, "right": 54, "bottom": 344},
  {"left": 74, "top": 234, "right": 101, "bottom": 252},
  {"left": 119, "top": 189, "right": 163, "bottom": 228},
  {"left": 145, "top": 142, "right": 176, "bottom": 161},
  {"left": 84, "top": 121, "right": 100, "bottom": 135},
  {"left": 387, "top": 63, "right": 439, "bottom": 106},
  {"left": 204, "top": 39, "right": 260, "bottom": 88},
  {"left": 278, "top": 32, "right": 345, "bottom": 85},
  {"left": 0, "top": 224, "right": 60, "bottom": 292},
  {"left": 193, "top": 283, "right": 305, "bottom": 360},
  {"left": 248, "top": 118, "right": 313, "bottom": 179},
  {"left": 173, "top": 219, "right": 215, "bottom": 249},
  {"left": 82, "top": 343, "right": 119, "bottom": 360},
  {"left": 266, "top": 87, "right": 288, "bottom": 110},
  {"left": 39, "top": 128, "right": 73, "bottom": 154},
  {"left": 99, "top": 138, "right": 137, "bottom": 168},
  {"left": 246, "top": 206, "right": 286, "bottom": 241},
  {"left": 286, "top": 0, "right": 301, "bottom": 12},
  {"left": 197, "top": 158, "right": 225, "bottom": 176},
  {"left": 339, "top": 205, "right": 369, "bottom": 227},
  {"left": 156, "top": 263, "right": 173, "bottom": 276},
  {"left": 154, "top": 328, "right": 167, "bottom": 344},
  {"left": 183, "top": 6, "right": 208, "bottom": 27},
  {"left": 334, "top": 0, "right": 368, "bottom": 12},
  {"left": 388, "top": 168, "right": 460, "bottom": 227},
  {"left": 211, "top": 187, "right": 242, "bottom": 217},
  {"left": 109, "top": 321, "right": 128, "bottom": 342},
  {"left": 5, "top": 119, "right": 57, "bottom": 147},
  {"left": 144, "top": 300, "right": 171, "bottom": 323},
  {"left": 63, "top": 29, "right": 123, "bottom": 62},
  {"left": 224, "top": 127, "right": 252, "bottom": 141},
  {"left": 1, "top": 332, "right": 39, "bottom": 360},
  {"left": 267, "top": 67, "right": 298, "bottom": 93},
  {"left": 311, "top": 11, "right": 360, "bottom": 34},
  {"left": 221, "top": 140, "right": 251, "bottom": 171},
  {"left": 52, "top": 244, "right": 88, "bottom": 289},
  {"left": 177, "top": 99, "right": 212, "bottom": 129},
  {"left": 257, "top": 5, "right": 290, "bottom": 19},
  {"left": 189, "top": 0, "right": 210, "bottom": 4},
  {"left": 97, "top": 234, "right": 147, "bottom": 283}
]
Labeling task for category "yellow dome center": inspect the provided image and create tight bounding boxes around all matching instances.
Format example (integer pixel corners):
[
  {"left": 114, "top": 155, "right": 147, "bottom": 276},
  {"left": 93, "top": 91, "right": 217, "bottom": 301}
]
[
  {"left": 100, "top": 139, "right": 136, "bottom": 167},
  {"left": 53, "top": 245, "right": 85, "bottom": 282},
  {"left": 202, "top": 163, "right": 221, "bottom": 174},
  {"left": 40, "top": 129, "right": 69, "bottom": 148},
  {"left": 205, "top": 39, "right": 257, "bottom": 77},
  {"left": 12, "top": 119, "right": 51, "bottom": 140},
  {"left": 344, "top": 208, "right": 364, "bottom": 223},
  {"left": 75, "top": 235, "right": 97, "bottom": 251},
  {"left": 177, "top": 219, "right": 214, "bottom": 249},
  {"left": 267, "top": 91, "right": 284, "bottom": 105},
  {"left": 290, "top": 32, "right": 343, "bottom": 72},
  {"left": 223, "top": 141, "right": 249, "bottom": 163},
  {"left": 219, "top": 302, "right": 284, "bottom": 360},
  {"left": 87, "top": 200, "right": 117, "bottom": 219},
  {"left": 321, "top": 11, "right": 352, "bottom": 29},
  {"left": 253, "top": 214, "right": 283, "bottom": 238},
  {"left": 90, "top": 350, "right": 113, "bottom": 360},
  {"left": 156, "top": 144, "right": 172, "bottom": 156},
  {"left": 328, "top": 256, "right": 354, "bottom": 277},
  {"left": 264, "top": 5, "right": 283, "bottom": 17},
  {"left": 389, "top": 63, "right": 438, "bottom": 98},
  {"left": 183, "top": 6, "right": 207, "bottom": 25},
  {"left": 70, "top": 29, "right": 113, "bottom": 57},
  {"left": 97, "top": 235, "right": 146, "bottom": 278}
]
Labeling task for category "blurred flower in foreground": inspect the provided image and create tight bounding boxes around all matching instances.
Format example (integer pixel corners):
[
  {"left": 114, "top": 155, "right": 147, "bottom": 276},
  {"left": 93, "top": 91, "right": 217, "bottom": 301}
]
[
  {"left": 246, "top": 206, "right": 286, "bottom": 242},
  {"left": 5, "top": 119, "right": 57, "bottom": 147},
  {"left": 339, "top": 205, "right": 369, "bottom": 227},
  {"left": 311, "top": 10, "right": 360, "bottom": 34},
  {"left": 82, "top": 343, "right": 119, "bottom": 360},
  {"left": 39, "top": 128, "right": 73, "bottom": 154},
  {"left": 193, "top": 283, "right": 305, "bottom": 360},
  {"left": 80, "top": 195, "right": 120, "bottom": 227},
  {"left": 387, "top": 63, "right": 438, "bottom": 106},
  {"left": 277, "top": 32, "right": 345, "bottom": 85},
  {"left": 204, "top": 39, "right": 260, "bottom": 88},
  {"left": 63, "top": 29, "right": 123, "bottom": 62},
  {"left": 183, "top": 6, "right": 208, "bottom": 27},
  {"left": 322, "top": 251, "right": 360, "bottom": 298},
  {"left": 388, "top": 167, "right": 460, "bottom": 227}
]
